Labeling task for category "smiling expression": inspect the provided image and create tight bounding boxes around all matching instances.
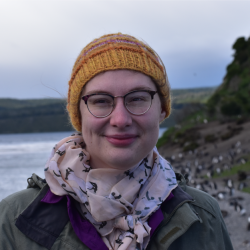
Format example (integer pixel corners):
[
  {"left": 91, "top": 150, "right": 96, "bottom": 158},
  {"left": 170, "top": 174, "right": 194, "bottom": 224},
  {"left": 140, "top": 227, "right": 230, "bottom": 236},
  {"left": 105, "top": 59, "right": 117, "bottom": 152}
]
[{"left": 79, "top": 70, "right": 166, "bottom": 170}]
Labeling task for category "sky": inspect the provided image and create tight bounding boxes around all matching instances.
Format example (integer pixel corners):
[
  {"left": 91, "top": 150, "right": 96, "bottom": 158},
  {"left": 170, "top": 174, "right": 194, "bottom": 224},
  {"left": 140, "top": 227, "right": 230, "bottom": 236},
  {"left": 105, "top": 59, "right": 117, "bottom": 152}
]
[{"left": 0, "top": 0, "right": 250, "bottom": 99}]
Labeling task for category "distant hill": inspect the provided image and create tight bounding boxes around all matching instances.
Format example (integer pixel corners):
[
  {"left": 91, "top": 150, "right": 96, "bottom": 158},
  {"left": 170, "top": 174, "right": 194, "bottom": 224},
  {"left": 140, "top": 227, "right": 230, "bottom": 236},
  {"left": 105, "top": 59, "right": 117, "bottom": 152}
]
[
  {"left": 207, "top": 36, "right": 250, "bottom": 117},
  {"left": 171, "top": 87, "right": 216, "bottom": 104},
  {"left": 0, "top": 87, "right": 215, "bottom": 134},
  {"left": 0, "top": 98, "right": 73, "bottom": 134},
  {"left": 160, "top": 87, "right": 215, "bottom": 128}
]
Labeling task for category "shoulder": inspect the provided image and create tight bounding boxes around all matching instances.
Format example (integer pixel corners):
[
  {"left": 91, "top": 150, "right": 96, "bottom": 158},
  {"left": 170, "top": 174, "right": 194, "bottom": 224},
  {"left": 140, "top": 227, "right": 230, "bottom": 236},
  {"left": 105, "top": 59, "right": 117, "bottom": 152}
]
[
  {"left": 0, "top": 174, "right": 46, "bottom": 218},
  {"left": 184, "top": 185, "right": 220, "bottom": 218},
  {"left": 0, "top": 187, "right": 42, "bottom": 249},
  {"left": 175, "top": 173, "right": 220, "bottom": 218},
  {"left": 164, "top": 175, "right": 234, "bottom": 250},
  {"left": 1, "top": 187, "right": 41, "bottom": 218}
]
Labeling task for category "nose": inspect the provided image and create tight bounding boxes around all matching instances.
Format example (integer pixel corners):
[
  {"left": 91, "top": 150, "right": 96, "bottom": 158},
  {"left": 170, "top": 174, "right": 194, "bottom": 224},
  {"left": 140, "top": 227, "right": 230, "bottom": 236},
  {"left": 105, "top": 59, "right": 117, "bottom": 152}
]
[{"left": 109, "top": 97, "right": 132, "bottom": 128}]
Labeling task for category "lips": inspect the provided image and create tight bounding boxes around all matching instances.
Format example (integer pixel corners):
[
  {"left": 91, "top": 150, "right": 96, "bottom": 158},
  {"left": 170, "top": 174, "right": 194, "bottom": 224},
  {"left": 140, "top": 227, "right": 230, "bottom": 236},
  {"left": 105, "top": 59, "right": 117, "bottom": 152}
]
[{"left": 105, "top": 134, "right": 138, "bottom": 146}]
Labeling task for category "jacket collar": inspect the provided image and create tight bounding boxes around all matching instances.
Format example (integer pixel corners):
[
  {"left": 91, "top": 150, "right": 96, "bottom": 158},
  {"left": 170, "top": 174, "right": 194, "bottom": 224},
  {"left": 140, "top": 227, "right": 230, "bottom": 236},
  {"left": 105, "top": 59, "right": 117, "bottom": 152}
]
[
  {"left": 148, "top": 202, "right": 200, "bottom": 249},
  {"left": 148, "top": 174, "right": 200, "bottom": 249},
  {"left": 15, "top": 174, "right": 195, "bottom": 250},
  {"left": 15, "top": 185, "right": 69, "bottom": 250}
]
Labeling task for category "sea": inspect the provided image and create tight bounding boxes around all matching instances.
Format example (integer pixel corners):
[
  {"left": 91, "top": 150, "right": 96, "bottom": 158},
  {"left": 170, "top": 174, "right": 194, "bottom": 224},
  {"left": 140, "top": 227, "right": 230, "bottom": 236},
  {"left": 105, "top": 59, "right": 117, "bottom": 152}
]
[{"left": 0, "top": 128, "right": 167, "bottom": 201}]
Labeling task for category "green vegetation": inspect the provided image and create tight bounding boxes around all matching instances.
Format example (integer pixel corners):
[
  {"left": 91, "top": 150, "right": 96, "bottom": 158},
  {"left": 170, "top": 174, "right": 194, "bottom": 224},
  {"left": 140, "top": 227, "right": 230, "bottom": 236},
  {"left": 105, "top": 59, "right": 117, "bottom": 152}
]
[
  {"left": 213, "top": 161, "right": 250, "bottom": 179},
  {"left": 183, "top": 142, "right": 200, "bottom": 152},
  {"left": 160, "top": 88, "right": 215, "bottom": 128},
  {"left": 207, "top": 36, "right": 250, "bottom": 117},
  {"left": 157, "top": 109, "right": 208, "bottom": 149},
  {"left": 157, "top": 107, "right": 210, "bottom": 148},
  {"left": 207, "top": 154, "right": 250, "bottom": 194},
  {"left": 242, "top": 187, "right": 250, "bottom": 194},
  {"left": 157, "top": 127, "right": 175, "bottom": 148},
  {"left": 211, "top": 154, "right": 250, "bottom": 194},
  {"left": 204, "top": 134, "right": 217, "bottom": 143}
]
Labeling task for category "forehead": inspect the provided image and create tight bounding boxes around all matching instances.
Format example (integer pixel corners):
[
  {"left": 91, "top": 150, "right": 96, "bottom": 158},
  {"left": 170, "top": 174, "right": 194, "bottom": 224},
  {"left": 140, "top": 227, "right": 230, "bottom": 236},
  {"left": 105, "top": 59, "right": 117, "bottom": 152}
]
[{"left": 82, "top": 70, "right": 157, "bottom": 95}]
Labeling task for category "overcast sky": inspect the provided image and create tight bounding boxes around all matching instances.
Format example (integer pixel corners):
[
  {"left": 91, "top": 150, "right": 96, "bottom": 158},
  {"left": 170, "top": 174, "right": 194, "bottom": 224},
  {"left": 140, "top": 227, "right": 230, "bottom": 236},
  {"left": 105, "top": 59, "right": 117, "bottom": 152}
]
[{"left": 0, "top": 0, "right": 250, "bottom": 99}]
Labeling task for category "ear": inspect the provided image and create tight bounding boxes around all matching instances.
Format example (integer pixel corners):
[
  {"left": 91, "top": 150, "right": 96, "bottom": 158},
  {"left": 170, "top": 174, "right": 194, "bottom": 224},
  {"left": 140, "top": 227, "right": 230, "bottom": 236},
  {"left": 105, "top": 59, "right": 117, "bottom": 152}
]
[{"left": 159, "top": 108, "right": 166, "bottom": 124}]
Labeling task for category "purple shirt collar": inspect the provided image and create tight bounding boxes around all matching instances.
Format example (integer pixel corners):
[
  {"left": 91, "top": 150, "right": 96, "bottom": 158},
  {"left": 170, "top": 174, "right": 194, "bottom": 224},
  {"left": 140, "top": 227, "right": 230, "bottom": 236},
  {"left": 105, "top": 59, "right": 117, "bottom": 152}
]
[{"left": 41, "top": 190, "right": 174, "bottom": 249}]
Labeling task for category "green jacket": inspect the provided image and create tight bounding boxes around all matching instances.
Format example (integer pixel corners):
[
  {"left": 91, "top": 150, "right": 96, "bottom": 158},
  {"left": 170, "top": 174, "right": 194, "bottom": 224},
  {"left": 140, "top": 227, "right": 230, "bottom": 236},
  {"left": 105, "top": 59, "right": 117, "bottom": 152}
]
[{"left": 0, "top": 173, "right": 233, "bottom": 250}]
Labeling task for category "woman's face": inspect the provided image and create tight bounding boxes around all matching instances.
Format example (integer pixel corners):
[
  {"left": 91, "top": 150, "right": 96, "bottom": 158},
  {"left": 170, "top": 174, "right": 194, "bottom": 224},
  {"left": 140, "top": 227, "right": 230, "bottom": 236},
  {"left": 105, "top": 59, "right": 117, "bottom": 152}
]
[{"left": 80, "top": 70, "right": 166, "bottom": 170}]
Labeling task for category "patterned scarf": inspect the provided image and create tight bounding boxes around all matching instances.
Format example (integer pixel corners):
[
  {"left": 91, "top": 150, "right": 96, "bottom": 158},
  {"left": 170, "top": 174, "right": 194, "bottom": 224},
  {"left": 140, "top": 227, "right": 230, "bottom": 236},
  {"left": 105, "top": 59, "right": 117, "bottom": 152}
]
[{"left": 44, "top": 134, "right": 177, "bottom": 250}]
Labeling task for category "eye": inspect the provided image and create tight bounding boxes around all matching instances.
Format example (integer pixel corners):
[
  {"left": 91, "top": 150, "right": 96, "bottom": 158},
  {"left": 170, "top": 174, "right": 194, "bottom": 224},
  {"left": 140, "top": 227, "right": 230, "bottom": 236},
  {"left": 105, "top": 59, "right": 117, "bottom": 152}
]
[
  {"left": 88, "top": 95, "right": 113, "bottom": 106},
  {"left": 130, "top": 97, "right": 146, "bottom": 102},
  {"left": 126, "top": 92, "right": 150, "bottom": 104},
  {"left": 94, "top": 99, "right": 110, "bottom": 104}
]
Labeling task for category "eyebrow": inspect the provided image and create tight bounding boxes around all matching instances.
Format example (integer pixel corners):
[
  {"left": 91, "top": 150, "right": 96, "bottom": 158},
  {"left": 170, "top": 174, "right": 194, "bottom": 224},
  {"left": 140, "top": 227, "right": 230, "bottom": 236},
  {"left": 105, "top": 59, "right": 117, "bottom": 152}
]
[{"left": 84, "top": 86, "right": 155, "bottom": 96}]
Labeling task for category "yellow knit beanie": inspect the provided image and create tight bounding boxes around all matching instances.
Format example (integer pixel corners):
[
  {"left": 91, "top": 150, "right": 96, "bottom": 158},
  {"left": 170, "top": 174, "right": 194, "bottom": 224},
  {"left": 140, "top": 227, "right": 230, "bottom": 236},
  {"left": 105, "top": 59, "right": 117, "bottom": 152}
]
[{"left": 67, "top": 33, "right": 171, "bottom": 132}]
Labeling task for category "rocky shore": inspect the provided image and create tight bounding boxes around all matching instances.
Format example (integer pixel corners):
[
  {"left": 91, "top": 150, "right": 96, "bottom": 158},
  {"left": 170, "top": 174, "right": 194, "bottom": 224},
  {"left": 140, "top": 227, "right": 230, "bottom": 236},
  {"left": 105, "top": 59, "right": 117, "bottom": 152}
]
[{"left": 158, "top": 119, "right": 250, "bottom": 250}]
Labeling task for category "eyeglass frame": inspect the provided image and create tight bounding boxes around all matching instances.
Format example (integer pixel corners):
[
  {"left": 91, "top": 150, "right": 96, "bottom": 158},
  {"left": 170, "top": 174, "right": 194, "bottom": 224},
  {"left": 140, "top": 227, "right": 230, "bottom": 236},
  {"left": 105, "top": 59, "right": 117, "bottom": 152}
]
[{"left": 81, "top": 90, "right": 158, "bottom": 118}]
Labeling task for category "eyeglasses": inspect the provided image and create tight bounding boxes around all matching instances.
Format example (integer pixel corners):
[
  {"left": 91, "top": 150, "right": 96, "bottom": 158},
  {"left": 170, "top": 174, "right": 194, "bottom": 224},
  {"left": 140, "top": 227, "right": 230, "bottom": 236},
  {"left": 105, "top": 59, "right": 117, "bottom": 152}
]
[{"left": 81, "top": 90, "right": 157, "bottom": 118}]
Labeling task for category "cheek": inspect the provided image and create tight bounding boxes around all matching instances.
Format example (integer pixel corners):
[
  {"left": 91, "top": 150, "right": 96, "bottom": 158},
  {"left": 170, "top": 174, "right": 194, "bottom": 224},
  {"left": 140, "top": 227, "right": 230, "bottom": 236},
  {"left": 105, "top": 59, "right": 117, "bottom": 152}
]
[
  {"left": 138, "top": 112, "right": 160, "bottom": 139},
  {"left": 80, "top": 104, "right": 96, "bottom": 136},
  {"left": 146, "top": 104, "right": 163, "bottom": 127},
  {"left": 142, "top": 107, "right": 162, "bottom": 139},
  {"left": 81, "top": 115, "right": 107, "bottom": 143}
]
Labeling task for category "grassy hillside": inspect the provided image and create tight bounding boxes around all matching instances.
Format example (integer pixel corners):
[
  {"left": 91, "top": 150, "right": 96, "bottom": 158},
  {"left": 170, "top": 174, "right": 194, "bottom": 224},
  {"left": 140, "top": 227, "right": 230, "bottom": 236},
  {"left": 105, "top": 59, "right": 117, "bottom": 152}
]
[{"left": 207, "top": 36, "right": 250, "bottom": 117}]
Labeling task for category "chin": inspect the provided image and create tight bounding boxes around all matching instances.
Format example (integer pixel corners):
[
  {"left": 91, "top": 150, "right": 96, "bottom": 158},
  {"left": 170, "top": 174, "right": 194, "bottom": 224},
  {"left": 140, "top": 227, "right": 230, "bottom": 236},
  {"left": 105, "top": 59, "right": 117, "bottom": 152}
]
[
  {"left": 108, "top": 152, "right": 137, "bottom": 168},
  {"left": 106, "top": 147, "right": 149, "bottom": 170}
]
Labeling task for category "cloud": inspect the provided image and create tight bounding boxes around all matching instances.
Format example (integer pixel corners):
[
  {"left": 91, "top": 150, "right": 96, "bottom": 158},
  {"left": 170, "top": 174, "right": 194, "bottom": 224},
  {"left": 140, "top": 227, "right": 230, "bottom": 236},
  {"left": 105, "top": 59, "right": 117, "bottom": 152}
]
[{"left": 0, "top": 0, "right": 249, "bottom": 98}]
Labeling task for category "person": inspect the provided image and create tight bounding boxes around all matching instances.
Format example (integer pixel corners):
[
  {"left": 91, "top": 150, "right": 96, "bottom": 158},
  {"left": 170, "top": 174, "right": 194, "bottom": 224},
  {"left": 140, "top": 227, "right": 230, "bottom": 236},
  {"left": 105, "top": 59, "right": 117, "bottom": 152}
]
[{"left": 0, "top": 33, "right": 233, "bottom": 250}]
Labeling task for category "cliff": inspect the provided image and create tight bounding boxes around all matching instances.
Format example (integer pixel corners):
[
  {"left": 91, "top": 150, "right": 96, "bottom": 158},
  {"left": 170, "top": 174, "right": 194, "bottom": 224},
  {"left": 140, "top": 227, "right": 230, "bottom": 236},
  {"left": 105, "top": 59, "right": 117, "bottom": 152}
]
[{"left": 207, "top": 36, "right": 250, "bottom": 117}]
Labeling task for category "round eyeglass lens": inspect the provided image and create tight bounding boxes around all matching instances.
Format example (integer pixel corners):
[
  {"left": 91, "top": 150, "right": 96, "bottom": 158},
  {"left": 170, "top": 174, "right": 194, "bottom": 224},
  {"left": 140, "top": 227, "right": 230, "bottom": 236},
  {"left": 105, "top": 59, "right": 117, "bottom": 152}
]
[
  {"left": 87, "top": 94, "right": 113, "bottom": 117},
  {"left": 125, "top": 91, "right": 152, "bottom": 114}
]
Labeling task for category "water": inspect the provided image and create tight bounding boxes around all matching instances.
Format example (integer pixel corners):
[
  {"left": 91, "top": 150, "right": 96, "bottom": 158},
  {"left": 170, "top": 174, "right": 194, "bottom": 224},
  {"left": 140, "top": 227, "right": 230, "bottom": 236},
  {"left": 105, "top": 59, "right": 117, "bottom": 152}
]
[
  {"left": 0, "top": 128, "right": 167, "bottom": 201},
  {"left": 159, "top": 127, "right": 167, "bottom": 138}
]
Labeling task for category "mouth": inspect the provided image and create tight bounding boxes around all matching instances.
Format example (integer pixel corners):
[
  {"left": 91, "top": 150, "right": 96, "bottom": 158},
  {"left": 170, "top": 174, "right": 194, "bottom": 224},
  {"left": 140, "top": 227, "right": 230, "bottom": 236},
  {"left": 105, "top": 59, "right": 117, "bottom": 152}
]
[{"left": 105, "top": 134, "right": 138, "bottom": 146}]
